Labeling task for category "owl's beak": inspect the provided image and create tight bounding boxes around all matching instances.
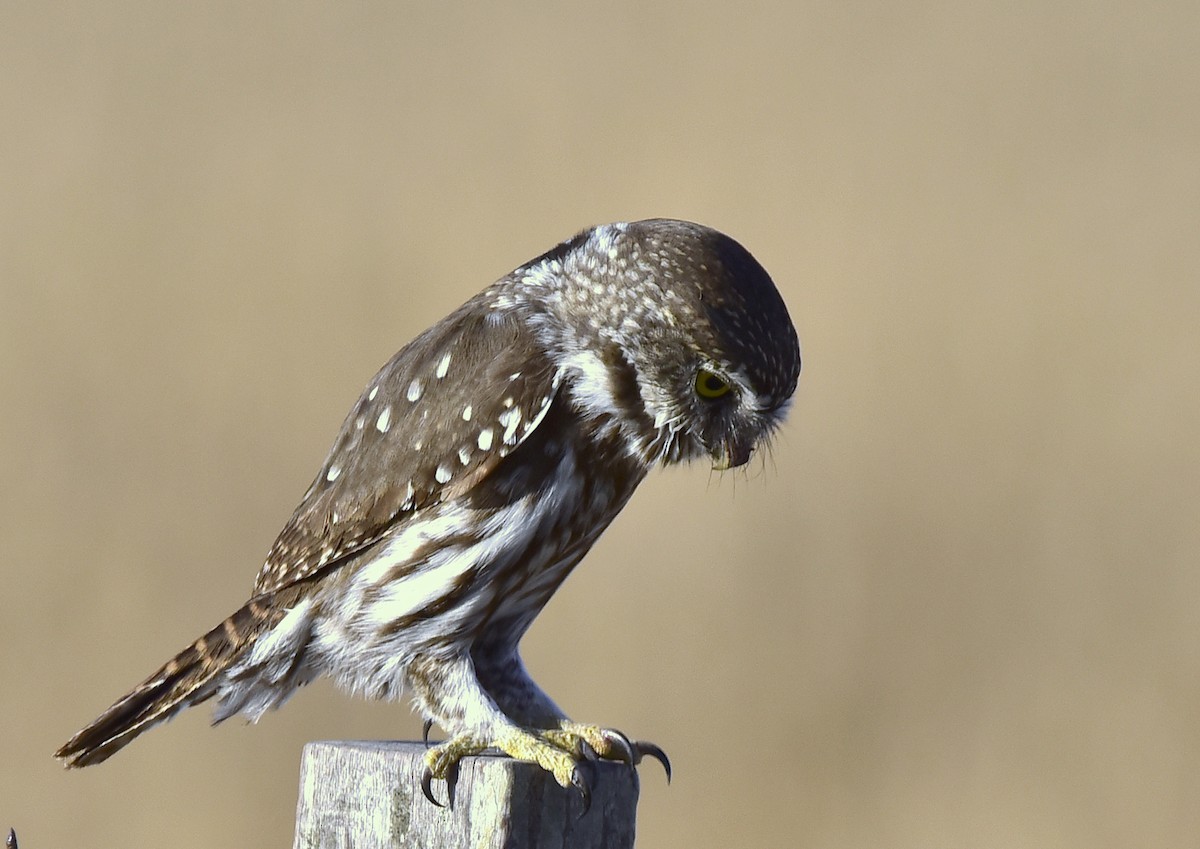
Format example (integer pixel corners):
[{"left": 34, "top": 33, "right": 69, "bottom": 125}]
[{"left": 711, "top": 439, "right": 753, "bottom": 470}]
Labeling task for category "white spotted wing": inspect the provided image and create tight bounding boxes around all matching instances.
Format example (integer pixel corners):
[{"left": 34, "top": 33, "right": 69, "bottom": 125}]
[{"left": 254, "top": 299, "right": 560, "bottom": 595}]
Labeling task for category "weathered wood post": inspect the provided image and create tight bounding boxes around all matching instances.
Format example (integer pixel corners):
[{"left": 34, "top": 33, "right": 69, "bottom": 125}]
[{"left": 293, "top": 741, "right": 639, "bottom": 849}]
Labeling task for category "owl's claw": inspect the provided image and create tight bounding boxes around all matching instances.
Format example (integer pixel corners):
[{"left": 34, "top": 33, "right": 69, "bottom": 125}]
[
  {"left": 420, "top": 765, "right": 441, "bottom": 807},
  {"left": 570, "top": 761, "right": 593, "bottom": 816},
  {"left": 421, "top": 763, "right": 459, "bottom": 808},
  {"left": 550, "top": 723, "right": 663, "bottom": 779},
  {"left": 578, "top": 738, "right": 600, "bottom": 761},
  {"left": 597, "top": 727, "right": 636, "bottom": 769},
  {"left": 633, "top": 740, "right": 672, "bottom": 783},
  {"left": 421, "top": 741, "right": 468, "bottom": 808},
  {"left": 422, "top": 718, "right": 435, "bottom": 748}
]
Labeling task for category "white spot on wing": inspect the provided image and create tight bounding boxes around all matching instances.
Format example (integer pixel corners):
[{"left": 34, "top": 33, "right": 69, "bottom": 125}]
[
  {"left": 436, "top": 352, "right": 452, "bottom": 379},
  {"left": 462, "top": 405, "right": 472, "bottom": 421},
  {"left": 368, "top": 386, "right": 379, "bottom": 401},
  {"left": 326, "top": 465, "right": 341, "bottom": 482},
  {"left": 478, "top": 428, "right": 494, "bottom": 451},
  {"left": 458, "top": 447, "right": 472, "bottom": 465},
  {"left": 499, "top": 407, "right": 523, "bottom": 444},
  {"left": 376, "top": 407, "right": 392, "bottom": 433},
  {"left": 435, "top": 464, "right": 452, "bottom": 484},
  {"left": 407, "top": 379, "right": 423, "bottom": 402}
]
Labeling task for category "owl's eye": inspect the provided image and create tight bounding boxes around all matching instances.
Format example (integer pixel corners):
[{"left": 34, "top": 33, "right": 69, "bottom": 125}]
[{"left": 694, "top": 368, "right": 732, "bottom": 400}]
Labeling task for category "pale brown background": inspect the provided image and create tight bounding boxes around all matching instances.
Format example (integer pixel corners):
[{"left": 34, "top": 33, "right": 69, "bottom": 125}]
[{"left": 3, "top": 2, "right": 1198, "bottom": 847}]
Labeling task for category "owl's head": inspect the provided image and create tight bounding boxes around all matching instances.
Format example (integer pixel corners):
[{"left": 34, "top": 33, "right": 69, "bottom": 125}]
[{"left": 524, "top": 219, "right": 801, "bottom": 470}]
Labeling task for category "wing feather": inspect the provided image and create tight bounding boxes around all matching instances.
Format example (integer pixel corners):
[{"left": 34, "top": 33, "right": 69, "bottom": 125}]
[{"left": 254, "top": 298, "right": 560, "bottom": 594}]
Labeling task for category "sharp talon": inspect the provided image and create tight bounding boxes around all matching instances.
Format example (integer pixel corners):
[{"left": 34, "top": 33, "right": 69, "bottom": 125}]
[
  {"left": 421, "top": 767, "right": 444, "bottom": 808},
  {"left": 422, "top": 718, "right": 434, "bottom": 748},
  {"left": 421, "top": 760, "right": 461, "bottom": 809},
  {"left": 445, "top": 760, "right": 460, "bottom": 808},
  {"left": 570, "top": 762, "right": 593, "bottom": 817},
  {"left": 606, "top": 729, "right": 636, "bottom": 767},
  {"left": 634, "top": 741, "right": 672, "bottom": 783},
  {"left": 579, "top": 738, "right": 600, "bottom": 761}
]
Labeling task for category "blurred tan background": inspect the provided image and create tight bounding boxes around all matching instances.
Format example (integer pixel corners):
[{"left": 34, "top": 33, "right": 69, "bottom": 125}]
[{"left": 3, "top": 2, "right": 1198, "bottom": 847}]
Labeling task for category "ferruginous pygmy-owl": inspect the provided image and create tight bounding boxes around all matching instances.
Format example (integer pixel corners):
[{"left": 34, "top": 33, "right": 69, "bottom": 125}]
[{"left": 56, "top": 218, "right": 801, "bottom": 804}]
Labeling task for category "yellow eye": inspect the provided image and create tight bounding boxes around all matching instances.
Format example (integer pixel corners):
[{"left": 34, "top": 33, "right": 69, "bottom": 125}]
[{"left": 695, "top": 368, "right": 732, "bottom": 400}]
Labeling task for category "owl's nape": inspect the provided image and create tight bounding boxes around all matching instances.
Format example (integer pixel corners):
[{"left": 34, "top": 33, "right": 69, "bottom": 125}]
[{"left": 54, "top": 219, "right": 799, "bottom": 808}]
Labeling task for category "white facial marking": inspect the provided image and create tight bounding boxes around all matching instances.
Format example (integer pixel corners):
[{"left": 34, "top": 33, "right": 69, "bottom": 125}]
[
  {"left": 376, "top": 406, "right": 392, "bottom": 433},
  {"left": 436, "top": 352, "right": 452, "bottom": 379},
  {"left": 478, "top": 428, "right": 494, "bottom": 451}
]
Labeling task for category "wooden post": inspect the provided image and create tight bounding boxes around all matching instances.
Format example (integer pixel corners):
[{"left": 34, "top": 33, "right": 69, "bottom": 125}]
[{"left": 293, "top": 741, "right": 639, "bottom": 849}]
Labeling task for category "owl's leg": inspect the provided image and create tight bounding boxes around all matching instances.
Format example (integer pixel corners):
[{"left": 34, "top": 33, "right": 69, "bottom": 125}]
[
  {"left": 406, "top": 653, "right": 595, "bottom": 803},
  {"left": 471, "top": 643, "right": 567, "bottom": 728},
  {"left": 471, "top": 644, "right": 672, "bottom": 781}
]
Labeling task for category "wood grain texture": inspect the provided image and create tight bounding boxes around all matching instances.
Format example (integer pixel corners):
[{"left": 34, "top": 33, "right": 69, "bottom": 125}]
[{"left": 293, "top": 741, "right": 639, "bottom": 849}]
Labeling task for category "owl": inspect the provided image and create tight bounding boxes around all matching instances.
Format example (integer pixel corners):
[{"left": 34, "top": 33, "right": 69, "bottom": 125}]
[{"left": 56, "top": 218, "right": 801, "bottom": 806}]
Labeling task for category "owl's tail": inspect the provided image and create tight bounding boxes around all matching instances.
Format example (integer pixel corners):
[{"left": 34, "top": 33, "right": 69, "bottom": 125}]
[{"left": 54, "top": 590, "right": 295, "bottom": 768}]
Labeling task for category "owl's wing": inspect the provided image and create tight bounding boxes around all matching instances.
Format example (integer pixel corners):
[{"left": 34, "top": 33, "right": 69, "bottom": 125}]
[{"left": 254, "top": 299, "right": 560, "bottom": 595}]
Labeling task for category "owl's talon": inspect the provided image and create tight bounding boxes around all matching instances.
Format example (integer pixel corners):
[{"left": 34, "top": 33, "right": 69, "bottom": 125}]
[
  {"left": 578, "top": 738, "right": 600, "bottom": 761},
  {"left": 420, "top": 762, "right": 459, "bottom": 808},
  {"left": 605, "top": 728, "right": 636, "bottom": 768},
  {"left": 421, "top": 745, "right": 463, "bottom": 808},
  {"left": 420, "top": 766, "right": 444, "bottom": 808},
  {"left": 633, "top": 740, "right": 672, "bottom": 783},
  {"left": 570, "top": 762, "right": 593, "bottom": 816},
  {"left": 422, "top": 718, "right": 435, "bottom": 748}
]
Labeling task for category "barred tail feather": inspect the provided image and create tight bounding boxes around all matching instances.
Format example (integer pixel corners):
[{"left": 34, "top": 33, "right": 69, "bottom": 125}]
[{"left": 54, "top": 593, "right": 286, "bottom": 768}]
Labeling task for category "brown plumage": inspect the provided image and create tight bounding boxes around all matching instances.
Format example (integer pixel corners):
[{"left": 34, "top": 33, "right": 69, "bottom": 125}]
[{"left": 55, "top": 584, "right": 307, "bottom": 767}]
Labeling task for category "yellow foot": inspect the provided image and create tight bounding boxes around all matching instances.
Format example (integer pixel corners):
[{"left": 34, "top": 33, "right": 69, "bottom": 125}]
[
  {"left": 546, "top": 723, "right": 672, "bottom": 781},
  {"left": 420, "top": 724, "right": 671, "bottom": 810},
  {"left": 422, "top": 728, "right": 592, "bottom": 810}
]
